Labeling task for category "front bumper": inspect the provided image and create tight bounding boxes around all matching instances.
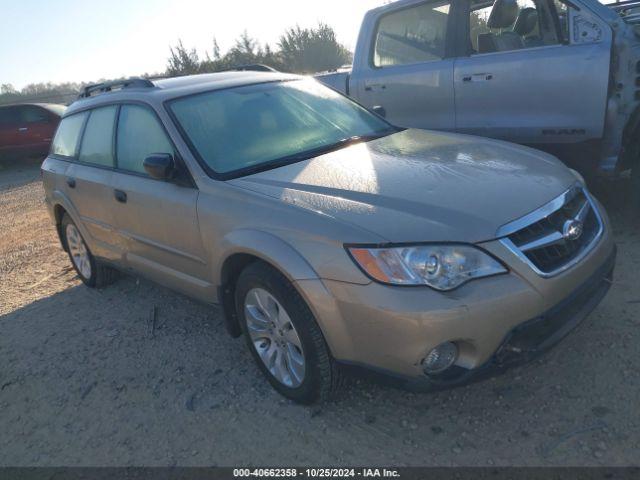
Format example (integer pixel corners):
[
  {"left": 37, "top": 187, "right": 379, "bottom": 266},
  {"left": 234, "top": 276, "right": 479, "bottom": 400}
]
[
  {"left": 401, "top": 246, "right": 615, "bottom": 391},
  {"left": 295, "top": 223, "right": 616, "bottom": 389}
]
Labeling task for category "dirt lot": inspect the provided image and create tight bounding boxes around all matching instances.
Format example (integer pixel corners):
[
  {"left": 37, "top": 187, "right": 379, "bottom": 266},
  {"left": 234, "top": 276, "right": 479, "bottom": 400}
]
[{"left": 0, "top": 162, "right": 638, "bottom": 467}]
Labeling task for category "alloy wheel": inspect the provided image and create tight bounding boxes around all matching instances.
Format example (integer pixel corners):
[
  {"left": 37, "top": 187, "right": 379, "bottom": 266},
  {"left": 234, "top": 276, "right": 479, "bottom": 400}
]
[
  {"left": 66, "top": 223, "right": 92, "bottom": 279},
  {"left": 244, "top": 288, "right": 306, "bottom": 388}
]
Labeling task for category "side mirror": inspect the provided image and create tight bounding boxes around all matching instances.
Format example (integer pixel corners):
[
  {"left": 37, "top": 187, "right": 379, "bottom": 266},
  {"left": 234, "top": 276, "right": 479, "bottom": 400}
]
[
  {"left": 143, "top": 153, "right": 175, "bottom": 180},
  {"left": 372, "top": 105, "right": 386, "bottom": 118}
]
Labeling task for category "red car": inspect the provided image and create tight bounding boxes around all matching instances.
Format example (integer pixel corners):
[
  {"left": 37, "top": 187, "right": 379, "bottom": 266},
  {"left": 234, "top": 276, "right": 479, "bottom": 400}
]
[{"left": 0, "top": 103, "right": 66, "bottom": 161}]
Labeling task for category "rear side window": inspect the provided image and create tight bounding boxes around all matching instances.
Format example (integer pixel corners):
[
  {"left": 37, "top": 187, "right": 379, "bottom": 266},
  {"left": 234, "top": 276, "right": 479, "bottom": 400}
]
[
  {"left": 19, "top": 106, "right": 50, "bottom": 124},
  {"left": 373, "top": 1, "right": 451, "bottom": 67},
  {"left": 78, "top": 106, "right": 117, "bottom": 167},
  {"left": 117, "top": 105, "right": 174, "bottom": 174},
  {"left": 51, "top": 112, "right": 88, "bottom": 158}
]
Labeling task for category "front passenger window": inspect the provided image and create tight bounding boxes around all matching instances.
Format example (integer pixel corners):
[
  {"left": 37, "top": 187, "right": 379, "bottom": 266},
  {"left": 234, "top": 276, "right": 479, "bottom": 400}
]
[{"left": 117, "top": 105, "right": 174, "bottom": 175}]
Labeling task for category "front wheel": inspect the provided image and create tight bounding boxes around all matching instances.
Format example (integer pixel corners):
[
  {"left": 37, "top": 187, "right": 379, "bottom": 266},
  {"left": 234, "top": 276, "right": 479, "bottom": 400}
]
[{"left": 235, "top": 262, "right": 342, "bottom": 404}]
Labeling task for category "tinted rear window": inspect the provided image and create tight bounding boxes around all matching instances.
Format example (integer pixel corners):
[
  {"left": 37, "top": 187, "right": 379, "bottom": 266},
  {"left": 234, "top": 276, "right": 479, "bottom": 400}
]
[{"left": 51, "top": 112, "right": 88, "bottom": 157}]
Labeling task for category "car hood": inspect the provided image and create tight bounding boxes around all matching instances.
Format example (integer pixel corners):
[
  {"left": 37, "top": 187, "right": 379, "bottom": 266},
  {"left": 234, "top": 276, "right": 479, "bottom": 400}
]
[{"left": 229, "top": 129, "right": 577, "bottom": 244}]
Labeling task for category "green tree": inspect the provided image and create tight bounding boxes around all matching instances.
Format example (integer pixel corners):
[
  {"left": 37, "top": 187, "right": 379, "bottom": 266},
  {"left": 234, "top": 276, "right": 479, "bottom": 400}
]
[
  {"left": 1, "top": 84, "right": 17, "bottom": 95},
  {"left": 278, "top": 23, "right": 352, "bottom": 74},
  {"left": 167, "top": 40, "right": 201, "bottom": 76}
]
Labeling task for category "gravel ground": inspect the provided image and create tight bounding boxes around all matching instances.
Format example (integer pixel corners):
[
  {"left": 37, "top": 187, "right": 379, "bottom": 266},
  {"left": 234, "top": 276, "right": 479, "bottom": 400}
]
[{"left": 0, "top": 162, "right": 638, "bottom": 467}]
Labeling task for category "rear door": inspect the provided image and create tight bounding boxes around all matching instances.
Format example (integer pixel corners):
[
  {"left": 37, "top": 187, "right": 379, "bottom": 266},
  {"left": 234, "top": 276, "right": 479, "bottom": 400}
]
[
  {"left": 55, "top": 107, "right": 122, "bottom": 261},
  {"left": 453, "top": 0, "right": 611, "bottom": 146},
  {"left": 349, "top": 0, "right": 458, "bottom": 131},
  {"left": 109, "top": 103, "right": 209, "bottom": 297}
]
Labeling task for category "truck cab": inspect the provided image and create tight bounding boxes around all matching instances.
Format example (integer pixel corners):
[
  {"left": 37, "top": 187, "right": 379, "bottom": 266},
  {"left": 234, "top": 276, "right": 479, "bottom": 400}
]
[{"left": 318, "top": 0, "right": 640, "bottom": 187}]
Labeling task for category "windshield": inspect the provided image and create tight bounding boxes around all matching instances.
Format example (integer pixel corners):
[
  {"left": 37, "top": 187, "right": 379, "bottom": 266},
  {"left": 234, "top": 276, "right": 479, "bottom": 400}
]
[{"left": 168, "top": 79, "right": 395, "bottom": 177}]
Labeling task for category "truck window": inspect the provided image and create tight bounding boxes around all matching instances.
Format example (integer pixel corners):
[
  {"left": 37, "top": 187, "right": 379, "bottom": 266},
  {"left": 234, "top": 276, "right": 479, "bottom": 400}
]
[
  {"left": 470, "top": 0, "right": 564, "bottom": 55},
  {"left": 373, "top": 1, "right": 451, "bottom": 67}
]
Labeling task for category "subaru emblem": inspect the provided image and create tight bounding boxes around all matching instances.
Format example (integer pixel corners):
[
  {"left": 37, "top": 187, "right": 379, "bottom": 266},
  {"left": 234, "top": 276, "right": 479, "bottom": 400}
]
[{"left": 563, "top": 219, "right": 584, "bottom": 241}]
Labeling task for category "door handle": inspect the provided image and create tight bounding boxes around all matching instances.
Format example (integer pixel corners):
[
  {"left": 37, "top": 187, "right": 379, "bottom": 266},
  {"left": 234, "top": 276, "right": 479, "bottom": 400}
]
[
  {"left": 364, "top": 83, "right": 387, "bottom": 92},
  {"left": 18, "top": 127, "right": 28, "bottom": 132},
  {"left": 66, "top": 177, "right": 76, "bottom": 188},
  {"left": 114, "top": 189, "right": 127, "bottom": 203},
  {"left": 463, "top": 73, "right": 493, "bottom": 82}
]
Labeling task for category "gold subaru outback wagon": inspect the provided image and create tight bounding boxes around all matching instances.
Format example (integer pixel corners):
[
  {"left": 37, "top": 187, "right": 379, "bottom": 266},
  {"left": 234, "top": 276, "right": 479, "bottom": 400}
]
[{"left": 42, "top": 72, "right": 616, "bottom": 404}]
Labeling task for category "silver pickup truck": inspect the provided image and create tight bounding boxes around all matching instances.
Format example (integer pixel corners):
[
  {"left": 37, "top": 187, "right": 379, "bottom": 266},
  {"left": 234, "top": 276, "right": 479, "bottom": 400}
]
[{"left": 317, "top": 0, "right": 640, "bottom": 206}]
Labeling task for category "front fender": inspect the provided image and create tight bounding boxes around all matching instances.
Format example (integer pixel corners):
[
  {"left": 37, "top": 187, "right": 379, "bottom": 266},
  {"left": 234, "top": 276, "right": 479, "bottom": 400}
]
[
  {"left": 214, "top": 229, "right": 333, "bottom": 340},
  {"left": 214, "top": 229, "right": 320, "bottom": 286}
]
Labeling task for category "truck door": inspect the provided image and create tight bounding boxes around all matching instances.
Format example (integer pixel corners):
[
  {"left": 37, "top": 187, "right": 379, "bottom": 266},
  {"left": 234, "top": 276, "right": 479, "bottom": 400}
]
[
  {"left": 453, "top": 0, "right": 611, "bottom": 148},
  {"left": 349, "top": 0, "right": 459, "bottom": 131}
]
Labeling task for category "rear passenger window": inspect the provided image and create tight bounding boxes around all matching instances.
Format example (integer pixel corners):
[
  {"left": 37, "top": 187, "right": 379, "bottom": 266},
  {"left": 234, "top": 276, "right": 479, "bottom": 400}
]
[
  {"left": 373, "top": 1, "right": 451, "bottom": 67},
  {"left": 51, "top": 112, "right": 88, "bottom": 158},
  {"left": 78, "top": 106, "right": 117, "bottom": 167},
  {"left": 469, "top": 0, "right": 564, "bottom": 55},
  {"left": 117, "top": 105, "right": 174, "bottom": 175}
]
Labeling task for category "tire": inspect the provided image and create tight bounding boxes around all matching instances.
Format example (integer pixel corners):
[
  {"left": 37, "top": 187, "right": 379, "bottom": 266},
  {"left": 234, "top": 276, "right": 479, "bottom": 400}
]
[
  {"left": 235, "top": 262, "right": 342, "bottom": 404},
  {"left": 61, "top": 214, "right": 118, "bottom": 288}
]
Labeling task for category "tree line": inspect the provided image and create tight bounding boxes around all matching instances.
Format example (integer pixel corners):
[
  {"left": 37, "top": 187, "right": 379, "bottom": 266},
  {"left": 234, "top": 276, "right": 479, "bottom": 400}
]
[{"left": 0, "top": 24, "right": 351, "bottom": 106}]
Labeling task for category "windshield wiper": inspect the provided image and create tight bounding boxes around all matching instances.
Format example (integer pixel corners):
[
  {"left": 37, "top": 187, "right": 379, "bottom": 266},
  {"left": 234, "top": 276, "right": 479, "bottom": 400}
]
[
  {"left": 231, "top": 128, "right": 398, "bottom": 179},
  {"left": 275, "top": 130, "right": 397, "bottom": 164}
]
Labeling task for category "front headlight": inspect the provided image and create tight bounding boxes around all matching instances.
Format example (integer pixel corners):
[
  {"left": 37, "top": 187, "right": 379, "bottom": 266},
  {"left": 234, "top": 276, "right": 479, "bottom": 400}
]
[{"left": 348, "top": 244, "right": 507, "bottom": 291}]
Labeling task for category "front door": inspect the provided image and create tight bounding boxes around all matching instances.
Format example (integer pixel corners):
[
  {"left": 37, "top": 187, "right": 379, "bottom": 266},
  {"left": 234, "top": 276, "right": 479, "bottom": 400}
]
[
  {"left": 350, "top": 0, "right": 458, "bottom": 131},
  {"left": 454, "top": 0, "right": 611, "bottom": 146},
  {"left": 109, "top": 104, "right": 210, "bottom": 298}
]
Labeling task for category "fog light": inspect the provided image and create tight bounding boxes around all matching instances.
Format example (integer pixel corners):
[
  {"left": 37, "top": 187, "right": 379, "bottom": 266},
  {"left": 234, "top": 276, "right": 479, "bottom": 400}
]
[{"left": 423, "top": 342, "right": 458, "bottom": 375}]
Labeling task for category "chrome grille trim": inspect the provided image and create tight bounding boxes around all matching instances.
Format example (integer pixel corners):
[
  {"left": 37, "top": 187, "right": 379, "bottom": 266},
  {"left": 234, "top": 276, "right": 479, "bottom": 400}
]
[{"left": 497, "top": 184, "right": 604, "bottom": 278}]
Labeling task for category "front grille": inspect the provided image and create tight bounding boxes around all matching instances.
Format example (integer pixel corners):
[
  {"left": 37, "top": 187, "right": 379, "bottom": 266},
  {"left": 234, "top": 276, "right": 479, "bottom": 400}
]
[{"left": 500, "top": 187, "right": 603, "bottom": 276}]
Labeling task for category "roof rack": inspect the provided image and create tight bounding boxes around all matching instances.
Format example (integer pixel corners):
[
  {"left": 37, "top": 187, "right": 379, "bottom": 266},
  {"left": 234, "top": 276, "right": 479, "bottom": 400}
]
[
  {"left": 223, "top": 64, "right": 278, "bottom": 73},
  {"left": 78, "top": 77, "right": 155, "bottom": 99}
]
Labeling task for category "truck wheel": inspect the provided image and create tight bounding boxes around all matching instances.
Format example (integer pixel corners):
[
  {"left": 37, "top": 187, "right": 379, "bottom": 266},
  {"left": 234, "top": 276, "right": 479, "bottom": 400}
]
[
  {"left": 235, "top": 262, "right": 343, "bottom": 404},
  {"left": 61, "top": 214, "right": 118, "bottom": 288}
]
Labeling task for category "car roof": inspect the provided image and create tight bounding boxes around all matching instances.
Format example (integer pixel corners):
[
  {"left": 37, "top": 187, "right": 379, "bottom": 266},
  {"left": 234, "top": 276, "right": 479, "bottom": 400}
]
[{"left": 64, "top": 71, "right": 302, "bottom": 117}]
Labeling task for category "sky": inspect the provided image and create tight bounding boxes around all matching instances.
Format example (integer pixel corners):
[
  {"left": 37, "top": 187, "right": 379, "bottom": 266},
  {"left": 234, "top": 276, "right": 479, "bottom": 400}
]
[{"left": 0, "top": 0, "right": 388, "bottom": 90}]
